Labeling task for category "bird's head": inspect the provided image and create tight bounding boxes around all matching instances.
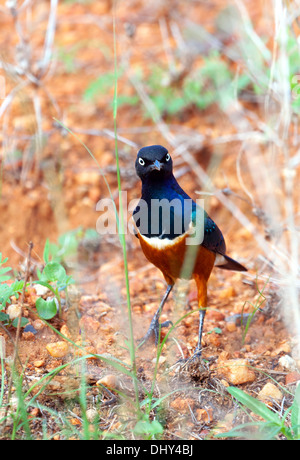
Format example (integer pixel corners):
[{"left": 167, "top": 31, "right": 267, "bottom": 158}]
[{"left": 135, "top": 145, "right": 173, "bottom": 181}]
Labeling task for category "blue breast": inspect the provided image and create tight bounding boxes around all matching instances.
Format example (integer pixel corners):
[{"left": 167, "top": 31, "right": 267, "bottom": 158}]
[{"left": 133, "top": 174, "right": 226, "bottom": 254}]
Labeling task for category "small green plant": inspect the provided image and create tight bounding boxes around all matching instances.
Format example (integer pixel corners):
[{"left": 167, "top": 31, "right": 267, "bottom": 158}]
[
  {"left": 0, "top": 232, "right": 79, "bottom": 325},
  {"left": 84, "top": 52, "right": 250, "bottom": 119},
  {"left": 182, "top": 52, "right": 249, "bottom": 112},
  {"left": 137, "top": 52, "right": 249, "bottom": 117},
  {"left": 35, "top": 249, "right": 75, "bottom": 320},
  {"left": 136, "top": 390, "right": 178, "bottom": 440},
  {"left": 133, "top": 414, "right": 164, "bottom": 440},
  {"left": 84, "top": 68, "right": 139, "bottom": 109},
  {"left": 215, "top": 385, "right": 300, "bottom": 440},
  {"left": 0, "top": 253, "right": 28, "bottom": 327}
]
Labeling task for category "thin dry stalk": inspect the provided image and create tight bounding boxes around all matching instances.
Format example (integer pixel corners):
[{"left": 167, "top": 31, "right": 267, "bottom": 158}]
[
  {"left": 3, "top": 241, "right": 33, "bottom": 426},
  {"left": 0, "top": 1, "right": 59, "bottom": 179}
]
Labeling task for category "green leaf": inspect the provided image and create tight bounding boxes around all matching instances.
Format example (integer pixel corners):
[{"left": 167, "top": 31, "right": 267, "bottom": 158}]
[
  {"left": 0, "top": 311, "right": 9, "bottom": 322},
  {"left": 42, "top": 262, "right": 66, "bottom": 283},
  {"left": 12, "top": 317, "right": 29, "bottom": 328},
  {"left": 36, "top": 297, "right": 57, "bottom": 320},
  {"left": 0, "top": 274, "right": 11, "bottom": 283},
  {"left": 0, "top": 266, "right": 11, "bottom": 275},
  {"left": 0, "top": 253, "right": 12, "bottom": 282},
  {"left": 227, "top": 387, "right": 281, "bottom": 425},
  {"left": 291, "top": 383, "right": 300, "bottom": 437},
  {"left": 12, "top": 280, "right": 25, "bottom": 292}
]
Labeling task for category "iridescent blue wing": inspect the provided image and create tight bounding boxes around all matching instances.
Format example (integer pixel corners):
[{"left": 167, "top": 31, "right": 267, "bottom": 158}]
[{"left": 190, "top": 205, "right": 226, "bottom": 255}]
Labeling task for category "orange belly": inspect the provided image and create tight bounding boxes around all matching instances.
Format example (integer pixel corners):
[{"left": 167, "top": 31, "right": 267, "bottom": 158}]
[{"left": 138, "top": 232, "right": 216, "bottom": 285}]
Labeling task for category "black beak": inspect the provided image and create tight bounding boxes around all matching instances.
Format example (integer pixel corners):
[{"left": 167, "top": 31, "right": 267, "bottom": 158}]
[{"left": 151, "top": 160, "right": 161, "bottom": 171}]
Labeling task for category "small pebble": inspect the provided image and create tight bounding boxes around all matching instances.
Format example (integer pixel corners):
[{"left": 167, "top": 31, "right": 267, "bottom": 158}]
[
  {"left": 219, "top": 286, "right": 236, "bottom": 299},
  {"left": 46, "top": 341, "right": 69, "bottom": 358},
  {"left": 22, "top": 331, "right": 35, "bottom": 341},
  {"left": 196, "top": 407, "right": 214, "bottom": 423},
  {"left": 86, "top": 408, "right": 98, "bottom": 423},
  {"left": 226, "top": 321, "right": 237, "bottom": 332},
  {"left": 6, "top": 304, "right": 21, "bottom": 321},
  {"left": 285, "top": 372, "right": 300, "bottom": 385},
  {"left": 206, "top": 310, "right": 225, "bottom": 321},
  {"left": 258, "top": 382, "right": 283, "bottom": 403},
  {"left": 24, "top": 324, "right": 37, "bottom": 335},
  {"left": 170, "top": 397, "right": 195, "bottom": 413},
  {"left": 60, "top": 324, "right": 71, "bottom": 339},
  {"left": 279, "top": 354, "right": 297, "bottom": 371},
  {"left": 29, "top": 407, "right": 40, "bottom": 418},
  {"left": 79, "top": 315, "right": 100, "bottom": 333},
  {"left": 151, "top": 356, "right": 166, "bottom": 365},
  {"left": 34, "top": 284, "right": 50, "bottom": 296},
  {"left": 32, "top": 319, "right": 45, "bottom": 330},
  {"left": 96, "top": 374, "right": 119, "bottom": 390},
  {"left": 217, "top": 358, "right": 256, "bottom": 385}
]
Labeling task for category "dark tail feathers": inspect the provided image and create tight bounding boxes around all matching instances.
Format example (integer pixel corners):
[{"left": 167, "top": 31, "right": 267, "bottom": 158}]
[{"left": 217, "top": 254, "right": 247, "bottom": 272}]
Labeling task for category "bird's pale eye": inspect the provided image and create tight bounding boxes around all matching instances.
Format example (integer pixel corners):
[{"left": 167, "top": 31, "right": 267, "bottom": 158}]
[
  {"left": 139, "top": 158, "right": 145, "bottom": 166},
  {"left": 165, "top": 153, "right": 170, "bottom": 162}
]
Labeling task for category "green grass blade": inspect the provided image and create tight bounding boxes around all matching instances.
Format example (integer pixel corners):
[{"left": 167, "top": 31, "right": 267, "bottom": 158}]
[
  {"left": 227, "top": 386, "right": 281, "bottom": 425},
  {"left": 291, "top": 383, "right": 300, "bottom": 437},
  {"left": 215, "top": 421, "right": 282, "bottom": 440}
]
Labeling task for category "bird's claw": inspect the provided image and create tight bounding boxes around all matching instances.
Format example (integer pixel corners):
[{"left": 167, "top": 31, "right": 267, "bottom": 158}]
[
  {"left": 138, "top": 318, "right": 173, "bottom": 347},
  {"left": 174, "top": 347, "right": 205, "bottom": 371}
]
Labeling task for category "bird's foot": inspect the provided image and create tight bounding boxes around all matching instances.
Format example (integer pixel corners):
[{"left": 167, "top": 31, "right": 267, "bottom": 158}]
[
  {"left": 176, "top": 346, "right": 202, "bottom": 367},
  {"left": 173, "top": 347, "right": 209, "bottom": 376},
  {"left": 138, "top": 317, "right": 173, "bottom": 347}
]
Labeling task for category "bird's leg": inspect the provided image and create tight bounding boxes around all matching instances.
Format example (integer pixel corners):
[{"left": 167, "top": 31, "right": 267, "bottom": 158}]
[
  {"left": 190, "top": 276, "right": 207, "bottom": 359},
  {"left": 194, "top": 309, "right": 206, "bottom": 357},
  {"left": 139, "top": 284, "right": 174, "bottom": 346},
  {"left": 178, "top": 276, "right": 207, "bottom": 367},
  {"left": 170, "top": 272, "right": 213, "bottom": 372}
]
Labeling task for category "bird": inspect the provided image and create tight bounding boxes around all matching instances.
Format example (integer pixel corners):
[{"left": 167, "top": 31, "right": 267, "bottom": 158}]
[{"left": 133, "top": 145, "right": 247, "bottom": 360}]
